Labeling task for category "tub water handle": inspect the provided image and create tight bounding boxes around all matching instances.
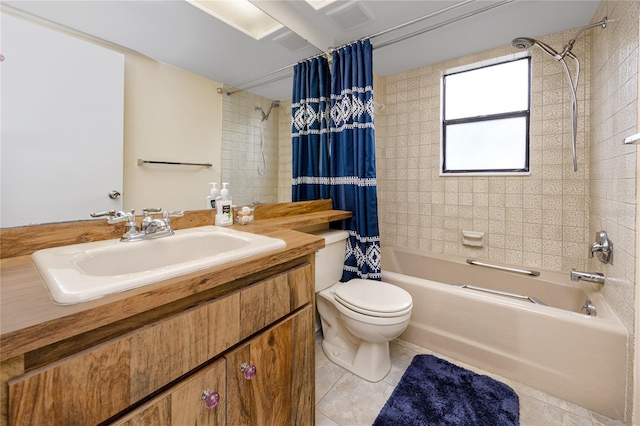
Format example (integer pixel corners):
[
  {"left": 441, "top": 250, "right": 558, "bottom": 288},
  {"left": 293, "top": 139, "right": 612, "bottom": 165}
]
[{"left": 589, "top": 231, "right": 612, "bottom": 264}]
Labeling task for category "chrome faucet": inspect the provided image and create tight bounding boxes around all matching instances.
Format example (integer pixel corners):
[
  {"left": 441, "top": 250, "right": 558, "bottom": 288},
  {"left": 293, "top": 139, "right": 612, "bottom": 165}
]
[
  {"left": 570, "top": 269, "right": 605, "bottom": 285},
  {"left": 589, "top": 231, "right": 613, "bottom": 264},
  {"left": 140, "top": 208, "right": 184, "bottom": 240},
  {"left": 90, "top": 208, "right": 184, "bottom": 242}
]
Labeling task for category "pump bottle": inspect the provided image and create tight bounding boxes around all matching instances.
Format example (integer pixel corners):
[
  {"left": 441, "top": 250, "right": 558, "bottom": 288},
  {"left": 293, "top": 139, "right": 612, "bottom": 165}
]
[
  {"left": 215, "top": 182, "right": 233, "bottom": 226},
  {"left": 206, "top": 182, "right": 219, "bottom": 209}
]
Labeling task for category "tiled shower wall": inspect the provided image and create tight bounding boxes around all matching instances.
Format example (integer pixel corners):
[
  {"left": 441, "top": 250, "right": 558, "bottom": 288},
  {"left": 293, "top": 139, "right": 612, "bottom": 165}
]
[
  {"left": 589, "top": 0, "right": 639, "bottom": 421},
  {"left": 221, "top": 91, "right": 280, "bottom": 207},
  {"left": 376, "top": 27, "right": 591, "bottom": 273}
]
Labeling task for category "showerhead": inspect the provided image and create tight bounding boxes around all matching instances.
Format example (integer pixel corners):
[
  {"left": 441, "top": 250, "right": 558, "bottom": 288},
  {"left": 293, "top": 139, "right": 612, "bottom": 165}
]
[
  {"left": 511, "top": 37, "right": 560, "bottom": 59},
  {"left": 511, "top": 37, "right": 535, "bottom": 50},
  {"left": 512, "top": 17, "right": 607, "bottom": 62},
  {"left": 255, "top": 100, "right": 281, "bottom": 121}
]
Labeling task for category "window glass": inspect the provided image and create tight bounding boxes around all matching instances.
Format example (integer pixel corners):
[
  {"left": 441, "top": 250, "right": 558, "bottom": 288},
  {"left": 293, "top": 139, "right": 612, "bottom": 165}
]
[
  {"left": 442, "top": 57, "right": 530, "bottom": 174},
  {"left": 444, "top": 117, "right": 527, "bottom": 171}
]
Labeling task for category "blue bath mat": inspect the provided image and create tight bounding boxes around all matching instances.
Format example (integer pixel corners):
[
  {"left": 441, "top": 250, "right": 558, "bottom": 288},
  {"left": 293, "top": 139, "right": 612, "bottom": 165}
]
[{"left": 373, "top": 354, "right": 519, "bottom": 426}]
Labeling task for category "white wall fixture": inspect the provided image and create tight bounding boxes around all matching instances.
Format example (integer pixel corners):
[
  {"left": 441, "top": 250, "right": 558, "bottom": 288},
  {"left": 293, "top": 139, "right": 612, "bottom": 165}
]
[
  {"left": 462, "top": 230, "right": 484, "bottom": 247},
  {"left": 623, "top": 132, "right": 640, "bottom": 144}
]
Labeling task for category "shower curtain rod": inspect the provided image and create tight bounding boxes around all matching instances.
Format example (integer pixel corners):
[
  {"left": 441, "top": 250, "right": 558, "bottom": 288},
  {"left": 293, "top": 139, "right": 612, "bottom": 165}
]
[{"left": 219, "top": 0, "right": 513, "bottom": 96}]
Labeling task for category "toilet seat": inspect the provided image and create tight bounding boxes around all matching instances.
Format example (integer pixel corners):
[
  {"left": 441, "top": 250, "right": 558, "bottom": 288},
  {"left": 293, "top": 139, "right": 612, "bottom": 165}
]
[{"left": 333, "top": 279, "right": 413, "bottom": 318}]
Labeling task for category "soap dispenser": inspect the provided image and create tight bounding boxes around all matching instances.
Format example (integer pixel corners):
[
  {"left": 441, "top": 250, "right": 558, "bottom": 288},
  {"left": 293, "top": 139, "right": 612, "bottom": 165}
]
[
  {"left": 206, "top": 182, "right": 219, "bottom": 209},
  {"left": 215, "top": 182, "right": 233, "bottom": 226}
]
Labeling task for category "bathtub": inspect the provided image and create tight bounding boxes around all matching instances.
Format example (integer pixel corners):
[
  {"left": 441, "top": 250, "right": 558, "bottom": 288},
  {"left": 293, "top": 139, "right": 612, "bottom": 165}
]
[{"left": 381, "top": 246, "right": 627, "bottom": 420}]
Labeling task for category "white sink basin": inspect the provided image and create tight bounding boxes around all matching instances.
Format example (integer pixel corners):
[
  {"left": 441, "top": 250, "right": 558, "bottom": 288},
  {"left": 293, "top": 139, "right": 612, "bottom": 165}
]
[{"left": 32, "top": 226, "right": 286, "bottom": 305}]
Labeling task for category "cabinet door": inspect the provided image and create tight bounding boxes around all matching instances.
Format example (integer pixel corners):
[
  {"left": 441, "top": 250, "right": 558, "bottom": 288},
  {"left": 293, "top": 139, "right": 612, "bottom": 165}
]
[
  {"left": 226, "top": 315, "right": 293, "bottom": 426},
  {"left": 8, "top": 339, "right": 131, "bottom": 425},
  {"left": 114, "top": 358, "right": 226, "bottom": 426}
]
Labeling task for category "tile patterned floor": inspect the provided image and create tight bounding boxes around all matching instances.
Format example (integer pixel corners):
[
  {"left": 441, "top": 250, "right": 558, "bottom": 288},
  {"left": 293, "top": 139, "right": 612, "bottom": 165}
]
[{"left": 314, "top": 333, "right": 627, "bottom": 426}]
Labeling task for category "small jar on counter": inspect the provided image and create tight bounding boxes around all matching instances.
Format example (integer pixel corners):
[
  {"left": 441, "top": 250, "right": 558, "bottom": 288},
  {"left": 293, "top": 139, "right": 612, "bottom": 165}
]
[{"left": 234, "top": 206, "right": 254, "bottom": 225}]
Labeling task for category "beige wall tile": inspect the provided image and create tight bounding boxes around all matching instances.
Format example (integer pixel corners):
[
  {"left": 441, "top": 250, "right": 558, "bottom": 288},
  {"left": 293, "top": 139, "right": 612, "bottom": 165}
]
[
  {"left": 588, "top": 1, "right": 639, "bottom": 419},
  {"left": 221, "top": 92, "right": 280, "bottom": 206}
]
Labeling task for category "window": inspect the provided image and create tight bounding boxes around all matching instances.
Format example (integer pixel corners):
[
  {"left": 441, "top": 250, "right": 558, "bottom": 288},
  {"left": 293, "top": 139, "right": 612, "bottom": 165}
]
[{"left": 442, "top": 57, "right": 531, "bottom": 174}]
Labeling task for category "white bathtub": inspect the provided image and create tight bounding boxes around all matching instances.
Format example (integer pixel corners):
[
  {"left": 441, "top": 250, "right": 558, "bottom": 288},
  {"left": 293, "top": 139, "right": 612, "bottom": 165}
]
[{"left": 381, "top": 246, "right": 628, "bottom": 420}]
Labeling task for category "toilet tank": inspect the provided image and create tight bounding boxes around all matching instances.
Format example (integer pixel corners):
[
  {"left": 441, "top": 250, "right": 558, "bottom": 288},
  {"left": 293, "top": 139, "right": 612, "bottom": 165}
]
[{"left": 309, "top": 229, "right": 349, "bottom": 292}]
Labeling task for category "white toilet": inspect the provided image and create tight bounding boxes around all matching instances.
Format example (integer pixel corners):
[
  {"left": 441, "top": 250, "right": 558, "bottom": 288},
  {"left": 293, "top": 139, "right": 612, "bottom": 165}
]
[{"left": 311, "top": 229, "right": 413, "bottom": 382}]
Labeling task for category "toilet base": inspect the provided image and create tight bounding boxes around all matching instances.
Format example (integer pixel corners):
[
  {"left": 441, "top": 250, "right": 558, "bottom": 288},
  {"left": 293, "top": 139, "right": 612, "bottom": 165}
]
[{"left": 321, "top": 337, "right": 391, "bottom": 382}]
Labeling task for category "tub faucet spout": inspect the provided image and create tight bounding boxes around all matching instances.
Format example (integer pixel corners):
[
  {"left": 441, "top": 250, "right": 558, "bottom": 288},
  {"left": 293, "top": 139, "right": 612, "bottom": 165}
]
[{"left": 570, "top": 269, "right": 605, "bottom": 285}]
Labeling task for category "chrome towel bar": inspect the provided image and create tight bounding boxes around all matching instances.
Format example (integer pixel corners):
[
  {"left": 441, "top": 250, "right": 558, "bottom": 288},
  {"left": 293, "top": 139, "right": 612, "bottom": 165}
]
[
  {"left": 466, "top": 259, "right": 540, "bottom": 276},
  {"left": 457, "top": 284, "right": 547, "bottom": 306},
  {"left": 137, "top": 158, "right": 212, "bottom": 168}
]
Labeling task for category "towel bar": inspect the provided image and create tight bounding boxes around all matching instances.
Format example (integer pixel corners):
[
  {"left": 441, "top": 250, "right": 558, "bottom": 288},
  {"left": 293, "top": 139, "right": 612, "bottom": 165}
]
[{"left": 137, "top": 158, "right": 212, "bottom": 168}]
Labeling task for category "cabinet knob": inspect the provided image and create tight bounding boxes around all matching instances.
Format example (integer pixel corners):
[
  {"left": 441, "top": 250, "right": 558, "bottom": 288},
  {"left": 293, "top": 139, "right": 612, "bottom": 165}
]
[
  {"left": 201, "top": 389, "right": 220, "bottom": 409},
  {"left": 240, "top": 363, "right": 257, "bottom": 380}
]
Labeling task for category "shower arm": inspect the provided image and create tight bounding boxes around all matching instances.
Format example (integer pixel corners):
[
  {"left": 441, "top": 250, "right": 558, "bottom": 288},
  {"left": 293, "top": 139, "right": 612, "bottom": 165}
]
[{"left": 558, "top": 17, "right": 608, "bottom": 59}]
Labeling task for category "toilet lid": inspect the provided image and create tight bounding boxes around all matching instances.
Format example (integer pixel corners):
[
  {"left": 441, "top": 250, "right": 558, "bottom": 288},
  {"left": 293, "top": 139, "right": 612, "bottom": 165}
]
[{"left": 333, "top": 279, "right": 413, "bottom": 317}]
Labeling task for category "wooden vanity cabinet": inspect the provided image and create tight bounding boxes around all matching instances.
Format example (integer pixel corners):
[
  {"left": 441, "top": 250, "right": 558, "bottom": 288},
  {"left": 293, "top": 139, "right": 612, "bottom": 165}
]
[
  {"left": 7, "top": 261, "right": 314, "bottom": 426},
  {"left": 116, "top": 306, "right": 313, "bottom": 426}
]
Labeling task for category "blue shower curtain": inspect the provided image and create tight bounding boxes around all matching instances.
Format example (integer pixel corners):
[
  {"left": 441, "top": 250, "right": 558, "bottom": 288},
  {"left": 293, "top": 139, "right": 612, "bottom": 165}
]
[
  {"left": 292, "top": 41, "right": 380, "bottom": 281},
  {"left": 292, "top": 56, "right": 331, "bottom": 201},
  {"left": 329, "top": 40, "right": 381, "bottom": 281}
]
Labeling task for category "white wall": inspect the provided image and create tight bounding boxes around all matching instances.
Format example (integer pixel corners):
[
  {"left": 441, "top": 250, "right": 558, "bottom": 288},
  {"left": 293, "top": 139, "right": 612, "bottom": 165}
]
[{"left": 123, "top": 55, "right": 222, "bottom": 214}]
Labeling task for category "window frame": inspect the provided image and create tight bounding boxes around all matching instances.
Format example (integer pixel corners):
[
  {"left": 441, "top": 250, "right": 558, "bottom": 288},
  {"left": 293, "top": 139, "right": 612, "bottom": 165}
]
[{"left": 441, "top": 56, "right": 532, "bottom": 175}]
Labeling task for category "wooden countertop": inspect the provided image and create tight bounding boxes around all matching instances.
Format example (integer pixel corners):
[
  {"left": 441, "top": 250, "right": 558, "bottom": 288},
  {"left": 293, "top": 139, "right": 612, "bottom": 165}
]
[{"left": 0, "top": 204, "right": 352, "bottom": 361}]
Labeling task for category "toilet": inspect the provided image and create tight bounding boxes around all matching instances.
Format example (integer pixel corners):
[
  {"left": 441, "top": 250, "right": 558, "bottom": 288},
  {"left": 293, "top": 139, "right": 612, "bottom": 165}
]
[{"left": 311, "top": 229, "right": 413, "bottom": 382}]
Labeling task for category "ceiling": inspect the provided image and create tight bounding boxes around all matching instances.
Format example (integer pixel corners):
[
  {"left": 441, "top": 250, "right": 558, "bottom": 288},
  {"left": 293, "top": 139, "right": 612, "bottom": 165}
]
[{"left": 3, "top": 0, "right": 602, "bottom": 101}]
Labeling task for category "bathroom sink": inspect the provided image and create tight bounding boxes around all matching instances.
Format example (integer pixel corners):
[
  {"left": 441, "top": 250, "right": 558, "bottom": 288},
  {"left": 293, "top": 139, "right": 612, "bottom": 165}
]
[{"left": 31, "top": 226, "right": 286, "bottom": 305}]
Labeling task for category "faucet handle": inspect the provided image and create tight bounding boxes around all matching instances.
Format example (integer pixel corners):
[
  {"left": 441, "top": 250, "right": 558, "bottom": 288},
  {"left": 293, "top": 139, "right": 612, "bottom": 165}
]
[
  {"left": 107, "top": 215, "right": 130, "bottom": 224},
  {"left": 161, "top": 211, "right": 184, "bottom": 228},
  {"left": 91, "top": 209, "right": 135, "bottom": 222},
  {"left": 165, "top": 210, "right": 184, "bottom": 218},
  {"left": 590, "top": 231, "right": 613, "bottom": 264},
  {"left": 106, "top": 210, "right": 136, "bottom": 225},
  {"left": 90, "top": 210, "right": 117, "bottom": 218},
  {"left": 143, "top": 207, "right": 162, "bottom": 216}
]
